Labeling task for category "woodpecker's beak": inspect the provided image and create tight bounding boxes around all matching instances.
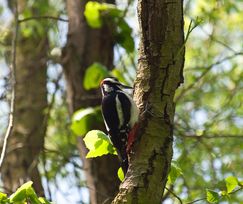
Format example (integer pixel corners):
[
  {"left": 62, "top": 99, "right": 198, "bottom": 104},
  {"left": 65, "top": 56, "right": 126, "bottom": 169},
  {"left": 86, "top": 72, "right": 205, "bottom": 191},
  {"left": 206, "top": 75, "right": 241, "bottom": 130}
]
[
  {"left": 119, "top": 84, "right": 133, "bottom": 89},
  {"left": 121, "top": 84, "right": 133, "bottom": 89}
]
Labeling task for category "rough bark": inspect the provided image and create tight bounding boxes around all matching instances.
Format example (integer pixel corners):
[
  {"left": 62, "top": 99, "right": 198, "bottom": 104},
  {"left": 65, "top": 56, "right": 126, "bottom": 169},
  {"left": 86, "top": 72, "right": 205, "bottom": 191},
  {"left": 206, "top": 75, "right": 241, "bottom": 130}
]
[
  {"left": 113, "top": 0, "right": 185, "bottom": 203},
  {"left": 1, "top": 5, "right": 48, "bottom": 195},
  {"left": 62, "top": 0, "right": 120, "bottom": 203}
]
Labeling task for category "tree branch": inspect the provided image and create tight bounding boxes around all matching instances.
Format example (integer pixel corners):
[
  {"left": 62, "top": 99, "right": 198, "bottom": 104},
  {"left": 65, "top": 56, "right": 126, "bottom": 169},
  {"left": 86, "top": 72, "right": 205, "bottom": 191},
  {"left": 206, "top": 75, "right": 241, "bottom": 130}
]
[
  {"left": 165, "top": 187, "right": 183, "bottom": 204},
  {"left": 112, "top": 1, "right": 185, "bottom": 203},
  {"left": 180, "top": 134, "right": 243, "bottom": 139},
  {"left": 176, "top": 52, "right": 243, "bottom": 102},
  {"left": 18, "top": 15, "right": 68, "bottom": 23},
  {"left": 0, "top": 0, "right": 18, "bottom": 168}
]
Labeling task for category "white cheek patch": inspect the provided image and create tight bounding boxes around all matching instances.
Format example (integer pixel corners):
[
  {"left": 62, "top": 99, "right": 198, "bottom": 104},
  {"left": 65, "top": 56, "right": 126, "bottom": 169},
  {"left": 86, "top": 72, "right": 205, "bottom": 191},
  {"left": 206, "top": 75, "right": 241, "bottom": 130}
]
[{"left": 104, "top": 84, "right": 113, "bottom": 92}]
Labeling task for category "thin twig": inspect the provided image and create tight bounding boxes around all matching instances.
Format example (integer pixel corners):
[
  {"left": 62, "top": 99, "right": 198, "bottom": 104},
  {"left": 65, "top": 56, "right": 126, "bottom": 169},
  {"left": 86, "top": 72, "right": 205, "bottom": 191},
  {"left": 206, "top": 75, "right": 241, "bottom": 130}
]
[
  {"left": 18, "top": 15, "right": 68, "bottom": 23},
  {"left": 186, "top": 187, "right": 243, "bottom": 204},
  {"left": 176, "top": 52, "right": 243, "bottom": 102},
  {"left": 165, "top": 187, "right": 183, "bottom": 204},
  {"left": 229, "top": 187, "right": 243, "bottom": 195},
  {"left": 41, "top": 151, "right": 52, "bottom": 201},
  {"left": 175, "top": 18, "right": 201, "bottom": 61},
  {"left": 181, "top": 134, "right": 243, "bottom": 139},
  {"left": 0, "top": 0, "right": 18, "bottom": 167},
  {"left": 115, "top": 45, "right": 134, "bottom": 83},
  {"left": 122, "top": 0, "right": 133, "bottom": 18},
  {"left": 40, "top": 71, "right": 63, "bottom": 201},
  {"left": 186, "top": 197, "right": 206, "bottom": 204},
  {"left": 198, "top": 24, "right": 237, "bottom": 53}
]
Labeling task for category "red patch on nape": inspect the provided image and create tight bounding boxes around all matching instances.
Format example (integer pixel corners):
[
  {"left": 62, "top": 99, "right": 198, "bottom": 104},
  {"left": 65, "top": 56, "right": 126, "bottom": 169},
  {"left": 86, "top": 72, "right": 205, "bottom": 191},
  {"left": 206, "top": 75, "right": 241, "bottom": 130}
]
[
  {"left": 126, "top": 123, "right": 139, "bottom": 153},
  {"left": 100, "top": 79, "right": 104, "bottom": 86}
]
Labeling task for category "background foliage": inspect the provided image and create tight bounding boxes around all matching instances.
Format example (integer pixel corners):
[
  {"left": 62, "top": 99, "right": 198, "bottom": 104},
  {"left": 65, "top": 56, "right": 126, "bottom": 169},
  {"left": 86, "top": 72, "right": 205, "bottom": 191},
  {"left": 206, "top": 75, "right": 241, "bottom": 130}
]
[{"left": 0, "top": 0, "right": 242, "bottom": 203}]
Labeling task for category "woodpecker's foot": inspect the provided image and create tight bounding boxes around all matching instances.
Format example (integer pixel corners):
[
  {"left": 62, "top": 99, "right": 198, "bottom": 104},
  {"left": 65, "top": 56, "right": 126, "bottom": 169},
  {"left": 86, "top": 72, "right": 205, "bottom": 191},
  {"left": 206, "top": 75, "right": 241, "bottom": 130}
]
[
  {"left": 141, "top": 102, "right": 163, "bottom": 118},
  {"left": 140, "top": 102, "right": 155, "bottom": 117}
]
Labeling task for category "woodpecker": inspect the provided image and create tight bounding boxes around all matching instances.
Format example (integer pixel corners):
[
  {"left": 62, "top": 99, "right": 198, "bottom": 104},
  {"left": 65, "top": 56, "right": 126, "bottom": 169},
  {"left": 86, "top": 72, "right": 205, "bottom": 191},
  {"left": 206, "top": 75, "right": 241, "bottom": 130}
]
[{"left": 100, "top": 77, "right": 139, "bottom": 173}]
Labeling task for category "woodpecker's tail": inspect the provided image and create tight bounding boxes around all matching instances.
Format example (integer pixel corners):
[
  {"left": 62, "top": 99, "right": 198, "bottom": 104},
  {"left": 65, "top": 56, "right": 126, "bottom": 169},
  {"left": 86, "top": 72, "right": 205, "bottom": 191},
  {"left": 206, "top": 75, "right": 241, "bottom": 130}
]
[
  {"left": 109, "top": 131, "right": 129, "bottom": 174},
  {"left": 118, "top": 148, "right": 128, "bottom": 174},
  {"left": 118, "top": 131, "right": 129, "bottom": 173}
]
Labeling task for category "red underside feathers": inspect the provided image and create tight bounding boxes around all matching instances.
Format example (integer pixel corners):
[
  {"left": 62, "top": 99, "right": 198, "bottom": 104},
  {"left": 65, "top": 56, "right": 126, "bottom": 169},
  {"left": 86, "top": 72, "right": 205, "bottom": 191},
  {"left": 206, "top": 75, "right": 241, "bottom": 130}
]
[{"left": 126, "top": 123, "right": 139, "bottom": 153}]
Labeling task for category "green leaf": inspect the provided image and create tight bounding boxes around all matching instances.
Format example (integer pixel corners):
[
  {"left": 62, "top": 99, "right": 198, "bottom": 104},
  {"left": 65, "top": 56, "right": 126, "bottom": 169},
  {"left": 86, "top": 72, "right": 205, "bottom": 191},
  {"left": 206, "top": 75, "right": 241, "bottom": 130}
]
[
  {"left": 84, "top": 2, "right": 118, "bottom": 28},
  {"left": 219, "top": 190, "right": 227, "bottom": 196},
  {"left": 84, "top": 130, "right": 117, "bottom": 158},
  {"left": 111, "top": 68, "right": 127, "bottom": 85},
  {"left": 84, "top": 2, "right": 134, "bottom": 52},
  {"left": 71, "top": 108, "right": 97, "bottom": 136},
  {"left": 239, "top": 180, "right": 243, "bottom": 187},
  {"left": 167, "top": 161, "right": 182, "bottom": 185},
  {"left": 225, "top": 176, "right": 239, "bottom": 193},
  {"left": 116, "top": 19, "right": 134, "bottom": 53},
  {"left": 8, "top": 181, "right": 45, "bottom": 204},
  {"left": 83, "top": 63, "right": 109, "bottom": 90},
  {"left": 39, "top": 197, "right": 51, "bottom": 204},
  {"left": 84, "top": 2, "right": 103, "bottom": 28},
  {"left": 117, "top": 167, "right": 125, "bottom": 181},
  {"left": 27, "top": 187, "right": 42, "bottom": 204},
  {"left": 0, "top": 192, "right": 8, "bottom": 203},
  {"left": 9, "top": 181, "right": 33, "bottom": 203},
  {"left": 206, "top": 189, "right": 220, "bottom": 203}
]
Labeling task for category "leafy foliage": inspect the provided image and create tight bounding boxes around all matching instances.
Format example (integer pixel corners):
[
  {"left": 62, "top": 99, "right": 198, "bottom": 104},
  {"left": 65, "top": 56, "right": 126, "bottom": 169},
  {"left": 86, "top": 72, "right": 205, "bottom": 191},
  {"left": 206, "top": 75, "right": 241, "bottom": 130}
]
[
  {"left": 225, "top": 176, "right": 238, "bottom": 193},
  {"left": 169, "top": 0, "right": 243, "bottom": 202},
  {"left": 0, "top": 181, "right": 51, "bottom": 204},
  {"left": 114, "top": 18, "right": 134, "bottom": 53},
  {"left": 19, "top": 0, "right": 58, "bottom": 38},
  {"left": 71, "top": 107, "right": 103, "bottom": 136},
  {"left": 84, "top": 2, "right": 120, "bottom": 28},
  {"left": 0, "top": 0, "right": 242, "bottom": 203},
  {"left": 0, "top": 192, "right": 8, "bottom": 203},
  {"left": 83, "top": 130, "right": 124, "bottom": 181},
  {"left": 206, "top": 189, "right": 220, "bottom": 203},
  {"left": 205, "top": 176, "right": 243, "bottom": 203},
  {"left": 83, "top": 62, "right": 132, "bottom": 91},
  {"left": 83, "top": 63, "right": 109, "bottom": 90},
  {"left": 117, "top": 167, "right": 125, "bottom": 182},
  {"left": 84, "top": 1, "right": 134, "bottom": 53},
  {"left": 167, "top": 161, "right": 182, "bottom": 185},
  {"left": 84, "top": 130, "right": 117, "bottom": 158}
]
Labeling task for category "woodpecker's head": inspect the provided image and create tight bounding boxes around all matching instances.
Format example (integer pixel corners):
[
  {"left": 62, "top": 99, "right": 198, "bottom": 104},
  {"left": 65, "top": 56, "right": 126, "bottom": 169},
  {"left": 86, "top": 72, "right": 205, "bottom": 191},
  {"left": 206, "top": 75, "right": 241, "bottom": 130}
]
[{"left": 100, "top": 77, "right": 132, "bottom": 96}]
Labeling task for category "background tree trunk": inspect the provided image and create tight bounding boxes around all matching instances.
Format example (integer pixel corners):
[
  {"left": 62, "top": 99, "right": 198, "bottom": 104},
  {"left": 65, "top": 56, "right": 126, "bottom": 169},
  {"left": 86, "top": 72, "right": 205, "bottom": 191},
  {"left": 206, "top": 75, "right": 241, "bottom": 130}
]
[
  {"left": 1, "top": 2, "right": 48, "bottom": 195},
  {"left": 62, "top": 0, "right": 120, "bottom": 203},
  {"left": 113, "top": 0, "right": 185, "bottom": 203}
]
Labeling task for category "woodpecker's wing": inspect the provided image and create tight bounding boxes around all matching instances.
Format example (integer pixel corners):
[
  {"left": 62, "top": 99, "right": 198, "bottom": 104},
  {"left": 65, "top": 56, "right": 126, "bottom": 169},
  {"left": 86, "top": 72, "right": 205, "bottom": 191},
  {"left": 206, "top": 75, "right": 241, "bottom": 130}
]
[
  {"left": 101, "top": 89, "right": 136, "bottom": 174},
  {"left": 101, "top": 92, "right": 120, "bottom": 136},
  {"left": 116, "top": 91, "right": 131, "bottom": 130},
  {"left": 101, "top": 91, "right": 132, "bottom": 133}
]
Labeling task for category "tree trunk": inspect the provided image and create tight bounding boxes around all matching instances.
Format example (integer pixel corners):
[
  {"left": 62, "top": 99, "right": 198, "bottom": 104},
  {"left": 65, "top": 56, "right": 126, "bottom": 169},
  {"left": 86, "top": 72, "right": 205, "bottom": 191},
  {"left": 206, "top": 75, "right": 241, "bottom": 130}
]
[
  {"left": 113, "top": 0, "right": 185, "bottom": 203},
  {"left": 62, "top": 0, "right": 120, "bottom": 203},
  {"left": 1, "top": 5, "right": 48, "bottom": 195}
]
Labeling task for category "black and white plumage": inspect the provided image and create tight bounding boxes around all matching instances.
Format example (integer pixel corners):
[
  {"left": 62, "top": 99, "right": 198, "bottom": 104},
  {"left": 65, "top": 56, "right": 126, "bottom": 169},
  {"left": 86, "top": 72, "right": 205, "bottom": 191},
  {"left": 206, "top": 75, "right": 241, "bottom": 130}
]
[{"left": 100, "top": 77, "right": 139, "bottom": 173}]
